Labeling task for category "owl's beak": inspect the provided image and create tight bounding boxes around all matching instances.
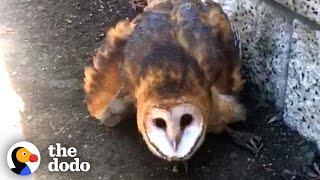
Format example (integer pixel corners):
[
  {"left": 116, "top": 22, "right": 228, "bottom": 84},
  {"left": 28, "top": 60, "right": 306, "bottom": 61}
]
[
  {"left": 171, "top": 141, "right": 179, "bottom": 151},
  {"left": 168, "top": 132, "right": 182, "bottom": 152}
]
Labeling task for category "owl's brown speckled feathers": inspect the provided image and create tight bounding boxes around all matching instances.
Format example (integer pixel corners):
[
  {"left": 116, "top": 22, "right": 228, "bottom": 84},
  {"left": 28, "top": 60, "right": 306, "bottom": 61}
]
[{"left": 84, "top": 0, "right": 245, "bottom": 161}]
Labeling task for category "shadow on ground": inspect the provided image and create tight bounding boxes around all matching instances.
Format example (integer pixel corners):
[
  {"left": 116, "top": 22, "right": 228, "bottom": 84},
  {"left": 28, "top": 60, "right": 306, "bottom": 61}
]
[{"left": 1, "top": 0, "right": 319, "bottom": 179}]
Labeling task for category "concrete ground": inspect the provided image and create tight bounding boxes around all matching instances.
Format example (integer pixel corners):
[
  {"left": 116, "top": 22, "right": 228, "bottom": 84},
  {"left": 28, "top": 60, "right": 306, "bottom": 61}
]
[{"left": 1, "top": 0, "right": 320, "bottom": 179}]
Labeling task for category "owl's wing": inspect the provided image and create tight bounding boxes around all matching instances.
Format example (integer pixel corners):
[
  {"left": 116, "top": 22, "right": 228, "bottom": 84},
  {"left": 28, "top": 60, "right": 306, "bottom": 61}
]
[
  {"left": 84, "top": 20, "right": 135, "bottom": 120},
  {"left": 172, "top": 1, "right": 244, "bottom": 94}
]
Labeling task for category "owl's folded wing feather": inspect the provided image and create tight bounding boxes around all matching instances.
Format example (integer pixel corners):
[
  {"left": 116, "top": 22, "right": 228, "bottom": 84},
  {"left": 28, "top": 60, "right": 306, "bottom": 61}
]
[
  {"left": 172, "top": 1, "right": 244, "bottom": 94},
  {"left": 84, "top": 20, "right": 135, "bottom": 120}
]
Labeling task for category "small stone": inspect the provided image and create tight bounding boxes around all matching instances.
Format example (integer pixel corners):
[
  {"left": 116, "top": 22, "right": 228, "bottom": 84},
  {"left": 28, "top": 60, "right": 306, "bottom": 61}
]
[
  {"left": 305, "top": 151, "right": 315, "bottom": 164},
  {"left": 300, "top": 144, "right": 310, "bottom": 152}
]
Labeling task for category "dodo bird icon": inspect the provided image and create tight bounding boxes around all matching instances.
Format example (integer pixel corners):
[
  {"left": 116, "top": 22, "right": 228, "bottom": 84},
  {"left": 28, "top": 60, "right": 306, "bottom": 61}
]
[
  {"left": 7, "top": 141, "right": 41, "bottom": 176},
  {"left": 11, "top": 147, "right": 38, "bottom": 175}
]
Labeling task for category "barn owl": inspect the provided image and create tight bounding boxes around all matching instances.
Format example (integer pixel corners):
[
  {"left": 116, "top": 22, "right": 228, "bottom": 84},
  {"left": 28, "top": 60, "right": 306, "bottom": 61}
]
[{"left": 84, "top": 0, "right": 251, "bottom": 161}]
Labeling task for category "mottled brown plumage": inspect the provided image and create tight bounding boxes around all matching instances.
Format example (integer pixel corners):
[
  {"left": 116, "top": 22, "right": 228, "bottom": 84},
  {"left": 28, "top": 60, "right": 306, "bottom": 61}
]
[{"left": 84, "top": 0, "right": 246, "bottom": 161}]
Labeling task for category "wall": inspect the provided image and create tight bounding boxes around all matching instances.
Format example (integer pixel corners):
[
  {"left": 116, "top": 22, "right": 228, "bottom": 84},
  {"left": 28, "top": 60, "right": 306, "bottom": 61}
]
[{"left": 214, "top": 0, "right": 320, "bottom": 147}]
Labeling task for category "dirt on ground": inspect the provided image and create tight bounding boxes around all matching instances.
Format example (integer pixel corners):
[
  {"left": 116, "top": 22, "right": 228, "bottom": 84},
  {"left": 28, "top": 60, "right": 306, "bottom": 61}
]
[{"left": 1, "top": 0, "right": 320, "bottom": 179}]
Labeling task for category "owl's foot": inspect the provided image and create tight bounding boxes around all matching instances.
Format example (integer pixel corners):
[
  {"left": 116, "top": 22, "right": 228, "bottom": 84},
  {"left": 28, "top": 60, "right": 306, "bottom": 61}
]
[
  {"left": 131, "top": 0, "right": 147, "bottom": 12},
  {"left": 172, "top": 161, "right": 188, "bottom": 174},
  {"left": 226, "top": 127, "right": 263, "bottom": 156}
]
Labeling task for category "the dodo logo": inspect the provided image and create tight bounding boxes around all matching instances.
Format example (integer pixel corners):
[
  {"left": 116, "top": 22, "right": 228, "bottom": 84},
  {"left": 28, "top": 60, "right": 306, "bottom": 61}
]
[{"left": 7, "top": 141, "right": 41, "bottom": 176}]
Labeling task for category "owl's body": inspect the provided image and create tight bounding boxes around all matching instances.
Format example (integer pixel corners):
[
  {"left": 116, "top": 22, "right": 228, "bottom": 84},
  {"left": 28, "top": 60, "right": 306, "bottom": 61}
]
[{"left": 85, "top": 0, "right": 245, "bottom": 161}]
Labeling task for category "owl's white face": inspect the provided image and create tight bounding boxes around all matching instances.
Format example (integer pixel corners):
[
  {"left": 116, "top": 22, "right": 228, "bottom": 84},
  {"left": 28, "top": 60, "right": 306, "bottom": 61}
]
[{"left": 142, "top": 103, "right": 206, "bottom": 161}]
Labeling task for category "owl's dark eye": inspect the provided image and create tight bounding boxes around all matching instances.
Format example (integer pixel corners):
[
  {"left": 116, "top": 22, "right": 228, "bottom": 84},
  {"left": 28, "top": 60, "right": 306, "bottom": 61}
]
[
  {"left": 154, "top": 118, "right": 166, "bottom": 129},
  {"left": 180, "top": 114, "right": 193, "bottom": 128}
]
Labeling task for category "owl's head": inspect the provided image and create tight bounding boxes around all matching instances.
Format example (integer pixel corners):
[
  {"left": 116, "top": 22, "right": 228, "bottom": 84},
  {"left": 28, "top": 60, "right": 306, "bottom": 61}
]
[
  {"left": 140, "top": 101, "right": 206, "bottom": 161},
  {"left": 135, "top": 71, "right": 212, "bottom": 161},
  {"left": 125, "top": 41, "right": 213, "bottom": 161}
]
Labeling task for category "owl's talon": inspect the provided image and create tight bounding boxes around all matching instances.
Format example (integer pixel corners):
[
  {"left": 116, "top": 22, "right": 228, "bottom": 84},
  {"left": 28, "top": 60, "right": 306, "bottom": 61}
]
[
  {"left": 131, "top": 0, "right": 147, "bottom": 12},
  {"left": 226, "top": 127, "right": 263, "bottom": 156},
  {"left": 172, "top": 165, "right": 179, "bottom": 173},
  {"left": 171, "top": 162, "right": 188, "bottom": 174}
]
